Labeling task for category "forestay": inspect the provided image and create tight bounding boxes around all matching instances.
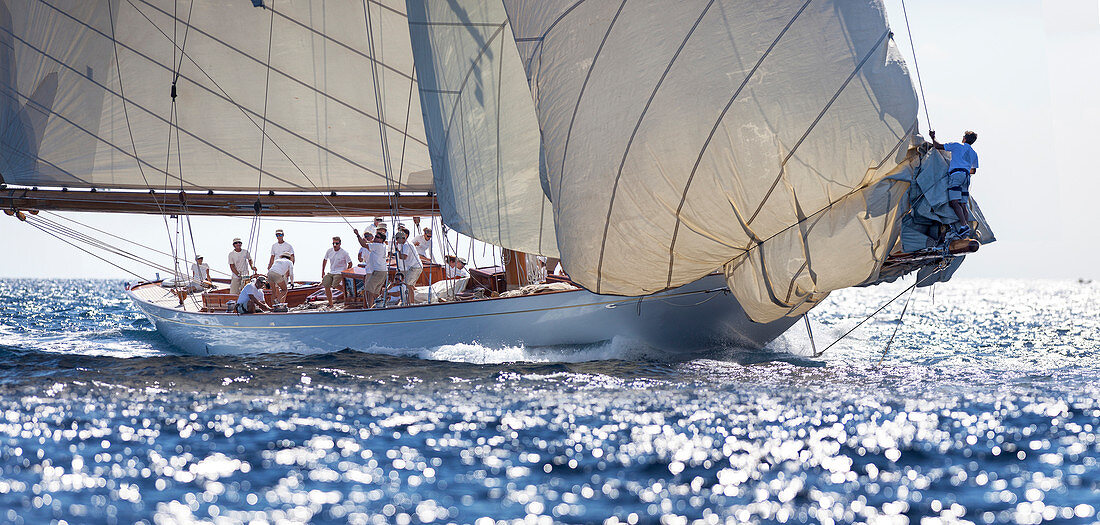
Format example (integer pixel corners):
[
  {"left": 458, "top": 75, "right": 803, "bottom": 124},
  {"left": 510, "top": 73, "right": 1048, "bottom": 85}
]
[
  {"left": 502, "top": 0, "right": 919, "bottom": 322},
  {"left": 405, "top": 0, "right": 558, "bottom": 257},
  {"left": 0, "top": 0, "right": 431, "bottom": 192}
]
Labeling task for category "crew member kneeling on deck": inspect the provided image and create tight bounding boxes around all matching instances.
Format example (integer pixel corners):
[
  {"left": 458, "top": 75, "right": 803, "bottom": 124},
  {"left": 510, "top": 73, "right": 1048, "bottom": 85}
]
[
  {"left": 384, "top": 272, "right": 406, "bottom": 305},
  {"left": 236, "top": 275, "right": 271, "bottom": 314},
  {"left": 267, "top": 254, "right": 293, "bottom": 304}
]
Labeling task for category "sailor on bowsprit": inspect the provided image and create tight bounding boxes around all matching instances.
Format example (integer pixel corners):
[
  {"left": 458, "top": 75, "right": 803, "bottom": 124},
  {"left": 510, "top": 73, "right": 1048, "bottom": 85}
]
[{"left": 930, "top": 130, "right": 978, "bottom": 239}]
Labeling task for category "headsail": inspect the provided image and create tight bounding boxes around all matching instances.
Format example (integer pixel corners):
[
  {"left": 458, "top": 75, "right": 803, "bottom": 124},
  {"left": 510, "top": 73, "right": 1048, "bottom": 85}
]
[
  {"left": 0, "top": 0, "right": 431, "bottom": 192},
  {"left": 406, "top": 0, "right": 558, "bottom": 257},
  {"left": 502, "top": 0, "right": 918, "bottom": 321}
]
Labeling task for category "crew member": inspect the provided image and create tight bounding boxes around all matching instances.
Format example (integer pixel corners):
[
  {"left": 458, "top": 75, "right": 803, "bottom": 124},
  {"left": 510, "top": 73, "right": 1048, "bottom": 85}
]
[
  {"left": 412, "top": 227, "right": 433, "bottom": 262},
  {"left": 268, "top": 229, "right": 295, "bottom": 283},
  {"left": 236, "top": 275, "right": 271, "bottom": 314},
  {"left": 321, "top": 236, "right": 352, "bottom": 307},
  {"left": 930, "top": 130, "right": 979, "bottom": 238},
  {"left": 267, "top": 254, "right": 293, "bottom": 304},
  {"left": 364, "top": 217, "right": 384, "bottom": 238},
  {"left": 445, "top": 256, "right": 469, "bottom": 279},
  {"left": 361, "top": 231, "right": 389, "bottom": 308},
  {"left": 394, "top": 231, "right": 423, "bottom": 304},
  {"left": 191, "top": 255, "right": 212, "bottom": 288},
  {"left": 228, "top": 238, "right": 256, "bottom": 295},
  {"left": 384, "top": 272, "right": 406, "bottom": 305}
]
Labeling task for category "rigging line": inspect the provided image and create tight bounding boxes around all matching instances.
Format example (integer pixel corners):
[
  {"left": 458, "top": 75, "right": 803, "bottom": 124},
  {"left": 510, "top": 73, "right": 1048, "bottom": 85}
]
[
  {"left": 250, "top": 0, "right": 278, "bottom": 257},
  {"left": 24, "top": 220, "right": 150, "bottom": 281},
  {"left": 95, "top": 0, "right": 407, "bottom": 191},
  {"left": 363, "top": 0, "right": 397, "bottom": 306},
  {"left": 34, "top": 215, "right": 223, "bottom": 283},
  {"left": 813, "top": 266, "right": 943, "bottom": 358},
  {"left": 118, "top": 0, "right": 427, "bottom": 149},
  {"left": 29, "top": 216, "right": 179, "bottom": 272},
  {"left": 106, "top": 0, "right": 178, "bottom": 276},
  {"left": 170, "top": 0, "right": 200, "bottom": 266},
  {"left": 876, "top": 281, "right": 918, "bottom": 366},
  {"left": 900, "top": 0, "right": 931, "bottom": 130},
  {"left": 804, "top": 314, "right": 817, "bottom": 356},
  {"left": 26, "top": 216, "right": 177, "bottom": 277}
]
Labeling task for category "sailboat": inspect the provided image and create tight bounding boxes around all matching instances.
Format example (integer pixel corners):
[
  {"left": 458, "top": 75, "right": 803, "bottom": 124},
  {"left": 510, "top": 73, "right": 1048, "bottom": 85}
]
[{"left": 1, "top": 0, "right": 992, "bottom": 356}]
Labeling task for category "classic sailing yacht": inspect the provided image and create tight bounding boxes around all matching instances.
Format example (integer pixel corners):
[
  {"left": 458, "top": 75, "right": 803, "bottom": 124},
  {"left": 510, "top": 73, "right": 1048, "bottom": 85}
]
[{"left": 1, "top": 0, "right": 992, "bottom": 356}]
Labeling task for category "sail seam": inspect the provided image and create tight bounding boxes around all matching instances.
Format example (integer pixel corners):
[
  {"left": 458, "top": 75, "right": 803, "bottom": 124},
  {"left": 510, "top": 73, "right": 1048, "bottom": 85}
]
[
  {"left": 662, "top": 0, "right": 814, "bottom": 289},
  {"left": 439, "top": 23, "right": 508, "bottom": 149},
  {"left": 554, "top": 0, "right": 629, "bottom": 208},
  {"left": 723, "top": 121, "right": 916, "bottom": 287},
  {"left": 0, "top": 26, "right": 393, "bottom": 189},
  {"left": 38, "top": 0, "right": 428, "bottom": 149},
  {"left": 494, "top": 30, "right": 506, "bottom": 246},
  {"left": 593, "top": 0, "right": 717, "bottom": 293},
  {"left": 129, "top": 0, "right": 416, "bottom": 82},
  {"left": 515, "top": 0, "right": 588, "bottom": 72},
  {"left": 744, "top": 27, "right": 893, "bottom": 226}
]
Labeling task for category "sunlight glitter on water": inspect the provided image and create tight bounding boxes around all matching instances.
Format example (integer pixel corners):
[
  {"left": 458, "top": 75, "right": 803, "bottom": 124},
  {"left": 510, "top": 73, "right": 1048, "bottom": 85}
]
[{"left": 0, "top": 278, "right": 1097, "bottom": 524}]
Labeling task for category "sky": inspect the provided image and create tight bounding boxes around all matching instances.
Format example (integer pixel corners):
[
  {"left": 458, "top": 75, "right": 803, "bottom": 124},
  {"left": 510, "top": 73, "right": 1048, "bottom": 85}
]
[{"left": 1, "top": 0, "right": 1098, "bottom": 280}]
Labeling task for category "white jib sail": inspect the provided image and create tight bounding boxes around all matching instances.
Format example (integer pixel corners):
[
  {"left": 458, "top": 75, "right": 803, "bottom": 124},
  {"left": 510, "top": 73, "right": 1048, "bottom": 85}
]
[
  {"left": 502, "top": 0, "right": 918, "bottom": 322},
  {"left": 405, "top": 0, "right": 558, "bottom": 257},
  {"left": 0, "top": 0, "right": 431, "bottom": 192}
]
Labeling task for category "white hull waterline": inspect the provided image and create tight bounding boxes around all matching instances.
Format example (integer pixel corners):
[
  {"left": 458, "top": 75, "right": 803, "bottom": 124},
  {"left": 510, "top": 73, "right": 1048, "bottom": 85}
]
[{"left": 128, "top": 274, "right": 798, "bottom": 357}]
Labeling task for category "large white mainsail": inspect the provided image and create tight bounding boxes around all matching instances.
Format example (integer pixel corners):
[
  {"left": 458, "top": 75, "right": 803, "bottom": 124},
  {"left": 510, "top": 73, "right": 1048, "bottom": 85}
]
[
  {"left": 405, "top": 0, "right": 558, "bottom": 257},
  {"left": 501, "top": 0, "right": 919, "bottom": 321},
  {"left": 1, "top": 0, "right": 430, "bottom": 192}
]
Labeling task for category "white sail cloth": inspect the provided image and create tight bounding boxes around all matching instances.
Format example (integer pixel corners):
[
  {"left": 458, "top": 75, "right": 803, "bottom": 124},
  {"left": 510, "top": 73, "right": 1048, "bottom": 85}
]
[
  {"left": 406, "top": 0, "right": 558, "bottom": 257},
  {"left": 0, "top": 0, "right": 430, "bottom": 192},
  {"left": 502, "top": 0, "right": 919, "bottom": 322}
]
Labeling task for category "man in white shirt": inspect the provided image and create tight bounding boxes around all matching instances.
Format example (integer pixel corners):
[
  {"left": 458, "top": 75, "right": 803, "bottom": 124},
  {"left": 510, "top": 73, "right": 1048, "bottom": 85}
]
[
  {"left": 228, "top": 238, "right": 256, "bottom": 295},
  {"left": 355, "top": 230, "right": 389, "bottom": 308},
  {"left": 320, "top": 236, "right": 352, "bottom": 306},
  {"left": 445, "top": 256, "right": 469, "bottom": 279},
  {"left": 236, "top": 275, "right": 271, "bottom": 314},
  {"left": 191, "top": 255, "right": 212, "bottom": 288},
  {"left": 364, "top": 217, "right": 384, "bottom": 238},
  {"left": 394, "top": 231, "right": 423, "bottom": 304},
  {"left": 268, "top": 229, "right": 295, "bottom": 282},
  {"left": 267, "top": 254, "right": 294, "bottom": 304},
  {"left": 384, "top": 272, "right": 406, "bottom": 305},
  {"left": 931, "top": 130, "right": 979, "bottom": 238},
  {"left": 411, "top": 227, "right": 433, "bottom": 262}
]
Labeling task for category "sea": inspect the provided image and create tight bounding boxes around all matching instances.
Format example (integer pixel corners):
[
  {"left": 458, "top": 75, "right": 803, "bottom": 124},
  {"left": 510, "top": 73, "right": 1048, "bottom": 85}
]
[{"left": 0, "top": 278, "right": 1097, "bottom": 525}]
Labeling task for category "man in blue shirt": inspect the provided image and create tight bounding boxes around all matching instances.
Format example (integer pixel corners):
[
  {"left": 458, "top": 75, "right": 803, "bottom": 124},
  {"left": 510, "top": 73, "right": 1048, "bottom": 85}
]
[{"left": 930, "top": 130, "right": 978, "bottom": 238}]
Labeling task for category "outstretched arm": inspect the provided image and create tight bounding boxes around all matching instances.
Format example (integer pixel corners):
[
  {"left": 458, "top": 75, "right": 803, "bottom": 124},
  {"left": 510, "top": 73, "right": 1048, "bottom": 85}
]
[
  {"left": 929, "top": 130, "right": 945, "bottom": 150},
  {"left": 353, "top": 229, "right": 369, "bottom": 248}
]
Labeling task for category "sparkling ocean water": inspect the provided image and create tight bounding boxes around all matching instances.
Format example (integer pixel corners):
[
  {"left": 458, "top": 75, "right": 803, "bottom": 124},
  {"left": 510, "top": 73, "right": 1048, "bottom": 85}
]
[{"left": 0, "top": 278, "right": 1097, "bottom": 525}]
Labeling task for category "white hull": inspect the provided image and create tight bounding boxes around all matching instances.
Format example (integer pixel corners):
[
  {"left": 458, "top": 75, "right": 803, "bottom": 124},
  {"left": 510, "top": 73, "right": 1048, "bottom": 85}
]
[{"left": 128, "top": 274, "right": 798, "bottom": 358}]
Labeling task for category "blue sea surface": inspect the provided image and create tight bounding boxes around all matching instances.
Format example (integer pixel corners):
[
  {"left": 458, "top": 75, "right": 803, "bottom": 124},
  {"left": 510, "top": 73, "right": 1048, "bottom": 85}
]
[{"left": 0, "top": 278, "right": 1097, "bottom": 524}]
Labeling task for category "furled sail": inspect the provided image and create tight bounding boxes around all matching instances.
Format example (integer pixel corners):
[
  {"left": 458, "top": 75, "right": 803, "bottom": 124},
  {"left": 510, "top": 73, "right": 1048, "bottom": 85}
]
[
  {"left": 405, "top": 0, "right": 558, "bottom": 257},
  {"left": 502, "top": 0, "right": 919, "bottom": 322},
  {"left": 0, "top": 0, "right": 431, "bottom": 192}
]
